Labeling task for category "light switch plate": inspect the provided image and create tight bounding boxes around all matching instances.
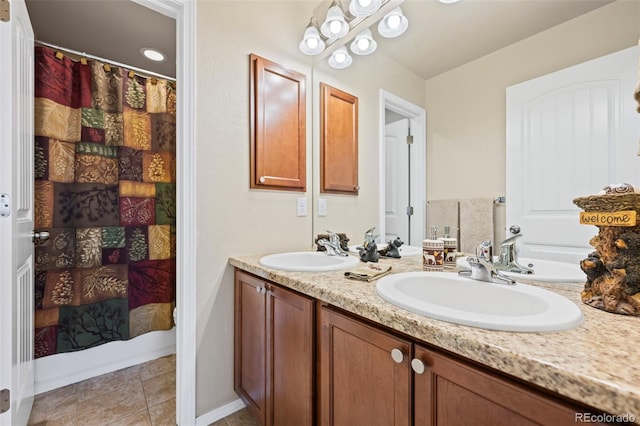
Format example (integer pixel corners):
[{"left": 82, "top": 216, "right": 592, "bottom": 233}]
[
  {"left": 318, "top": 198, "right": 327, "bottom": 216},
  {"left": 297, "top": 197, "right": 307, "bottom": 217}
]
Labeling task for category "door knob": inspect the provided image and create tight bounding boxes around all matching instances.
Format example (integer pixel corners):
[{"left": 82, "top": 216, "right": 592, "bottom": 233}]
[{"left": 32, "top": 231, "right": 50, "bottom": 242}]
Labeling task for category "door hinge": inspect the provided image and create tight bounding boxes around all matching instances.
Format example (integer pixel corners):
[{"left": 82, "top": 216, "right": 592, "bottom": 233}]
[
  {"left": 0, "top": 194, "right": 10, "bottom": 218},
  {"left": 406, "top": 206, "right": 414, "bottom": 216},
  {"left": 406, "top": 135, "right": 413, "bottom": 145},
  {"left": 0, "top": 0, "right": 9, "bottom": 22},
  {"left": 0, "top": 389, "right": 9, "bottom": 414}
]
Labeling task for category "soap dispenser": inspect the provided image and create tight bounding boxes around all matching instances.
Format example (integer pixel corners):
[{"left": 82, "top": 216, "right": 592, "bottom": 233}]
[{"left": 438, "top": 225, "right": 458, "bottom": 268}]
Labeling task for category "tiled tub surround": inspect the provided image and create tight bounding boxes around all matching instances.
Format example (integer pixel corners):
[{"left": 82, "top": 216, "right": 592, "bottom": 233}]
[{"left": 229, "top": 253, "right": 640, "bottom": 420}]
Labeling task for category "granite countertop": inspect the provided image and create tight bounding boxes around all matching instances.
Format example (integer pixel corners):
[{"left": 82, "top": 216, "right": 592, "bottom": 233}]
[{"left": 229, "top": 252, "right": 640, "bottom": 421}]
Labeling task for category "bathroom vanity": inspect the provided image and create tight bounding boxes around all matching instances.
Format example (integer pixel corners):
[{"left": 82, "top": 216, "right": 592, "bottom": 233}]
[{"left": 230, "top": 254, "right": 640, "bottom": 425}]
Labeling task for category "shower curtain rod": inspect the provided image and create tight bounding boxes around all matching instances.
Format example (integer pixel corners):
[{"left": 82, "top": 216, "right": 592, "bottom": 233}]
[{"left": 34, "top": 40, "right": 176, "bottom": 82}]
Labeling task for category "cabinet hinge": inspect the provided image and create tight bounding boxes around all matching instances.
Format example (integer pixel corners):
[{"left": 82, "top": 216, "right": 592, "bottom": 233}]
[
  {"left": 406, "top": 206, "right": 414, "bottom": 216},
  {"left": 0, "top": 389, "right": 9, "bottom": 414},
  {"left": 406, "top": 135, "right": 413, "bottom": 145}
]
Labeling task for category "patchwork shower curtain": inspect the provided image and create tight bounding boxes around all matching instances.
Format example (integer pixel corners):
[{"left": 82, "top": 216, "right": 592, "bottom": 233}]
[{"left": 33, "top": 46, "right": 176, "bottom": 357}]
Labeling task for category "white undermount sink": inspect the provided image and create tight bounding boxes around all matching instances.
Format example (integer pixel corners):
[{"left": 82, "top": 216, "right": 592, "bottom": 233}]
[
  {"left": 259, "top": 251, "right": 360, "bottom": 272},
  {"left": 376, "top": 272, "right": 584, "bottom": 332},
  {"left": 456, "top": 257, "right": 585, "bottom": 283}
]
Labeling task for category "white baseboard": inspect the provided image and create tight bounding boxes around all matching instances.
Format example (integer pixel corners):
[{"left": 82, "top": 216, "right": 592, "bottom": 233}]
[
  {"left": 35, "top": 327, "right": 176, "bottom": 395},
  {"left": 195, "top": 399, "right": 246, "bottom": 426}
]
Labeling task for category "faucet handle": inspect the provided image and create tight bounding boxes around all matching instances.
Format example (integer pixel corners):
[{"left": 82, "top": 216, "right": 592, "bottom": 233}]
[
  {"left": 476, "top": 241, "right": 493, "bottom": 261},
  {"left": 500, "top": 233, "right": 523, "bottom": 246}
]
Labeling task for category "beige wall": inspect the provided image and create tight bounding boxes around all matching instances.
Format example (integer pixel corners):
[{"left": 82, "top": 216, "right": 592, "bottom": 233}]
[
  {"left": 425, "top": 1, "right": 640, "bottom": 203},
  {"left": 194, "top": 0, "right": 424, "bottom": 416},
  {"left": 195, "top": 0, "right": 316, "bottom": 414}
]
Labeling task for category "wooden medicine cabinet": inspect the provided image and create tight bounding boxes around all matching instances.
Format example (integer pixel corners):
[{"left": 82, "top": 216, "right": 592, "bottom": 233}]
[
  {"left": 320, "top": 83, "right": 359, "bottom": 194},
  {"left": 250, "top": 54, "right": 306, "bottom": 191}
]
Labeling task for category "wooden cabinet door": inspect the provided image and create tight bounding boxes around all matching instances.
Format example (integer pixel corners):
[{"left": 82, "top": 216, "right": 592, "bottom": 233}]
[
  {"left": 234, "top": 270, "right": 268, "bottom": 425},
  {"left": 250, "top": 54, "right": 306, "bottom": 191},
  {"left": 268, "top": 285, "right": 314, "bottom": 426},
  {"left": 320, "top": 83, "right": 359, "bottom": 194},
  {"left": 235, "top": 270, "right": 315, "bottom": 426},
  {"left": 318, "top": 306, "right": 411, "bottom": 426},
  {"left": 413, "top": 345, "right": 600, "bottom": 426}
]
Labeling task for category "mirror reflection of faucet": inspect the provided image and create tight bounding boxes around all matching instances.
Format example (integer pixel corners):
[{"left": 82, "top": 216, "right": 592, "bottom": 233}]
[{"left": 317, "top": 231, "right": 350, "bottom": 256}]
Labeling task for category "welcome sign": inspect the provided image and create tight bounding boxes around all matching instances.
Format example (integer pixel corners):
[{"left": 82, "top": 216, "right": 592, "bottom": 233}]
[{"left": 579, "top": 210, "right": 637, "bottom": 226}]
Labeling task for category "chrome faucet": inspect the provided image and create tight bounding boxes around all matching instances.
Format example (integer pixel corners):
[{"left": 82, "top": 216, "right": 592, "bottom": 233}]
[
  {"left": 458, "top": 241, "right": 516, "bottom": 285},
  {"left": 363, "top": 226, "right": 377, "bottom": 247},
  {"left": 317, "top": 231, "right": 349, "bottom": 256},
  {"left": 495, "top": 234, "right": 534, "bottom": 275}
]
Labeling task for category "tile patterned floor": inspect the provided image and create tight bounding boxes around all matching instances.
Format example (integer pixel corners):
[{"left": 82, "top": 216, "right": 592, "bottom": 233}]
[
  {"left": 28, "top": 354, "right": 177, "bottom": 426},
  {"left": 27, "top": 353, "right": 257, "bottom": 426},
  {"left": 209, "top": 408, "right": 258, "bottom": 426}
]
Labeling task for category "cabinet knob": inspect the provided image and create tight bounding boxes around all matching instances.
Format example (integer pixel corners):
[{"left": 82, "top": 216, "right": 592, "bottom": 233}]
[
  {"left": 411, "top": 358, "right": 425, "bottom": 374},
  {"left": 390, "top": 348, "right": 404, "bottom": 364},
  {"left": 354, "top": 185, "right": 360, "bottom": 190},
  {"left": 256, "top": 286, "right": 262, "bottom": 293},
  {"left": 259, "top": 176, "right": 266, "bottom": 183}
]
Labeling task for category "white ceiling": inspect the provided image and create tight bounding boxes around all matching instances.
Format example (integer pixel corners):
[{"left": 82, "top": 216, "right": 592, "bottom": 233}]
[
  {"left": 24, "top": 0, "right": 613, "bottom": 81},
  {"left": 25, "top": 0, "right": 176, "bottom": 78},
  {"left": 375, "top": 0, "right": 612, "bottom": 79}
]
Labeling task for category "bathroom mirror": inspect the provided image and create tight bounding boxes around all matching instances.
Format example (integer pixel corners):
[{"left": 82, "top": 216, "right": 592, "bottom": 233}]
[{"left": 309, "top": 0, "right": 640, "bottom": 253}]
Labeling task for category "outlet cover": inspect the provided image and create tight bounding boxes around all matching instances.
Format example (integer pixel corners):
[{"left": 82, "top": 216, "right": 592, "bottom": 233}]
[
  {"left": 297, "top": 197, "right": 307, "bottom": 217},
  {"left": 318, "top": 198, "right": 327, "bottom": 216}
]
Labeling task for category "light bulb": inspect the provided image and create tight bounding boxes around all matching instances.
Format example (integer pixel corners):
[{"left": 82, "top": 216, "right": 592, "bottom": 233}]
[
  {"left": 306, "top": 38, "right": 319, "bottom": 49},
  {"left": 357, "top": 38, "right": 370, "bottom": 51},
  {"left": 329, "top": 46, "right": 352, "bottom": 69},
  {"left": 358, "top": 0, "right": 372, "bottom": 7},
  {"left": 387, "top": 14, "right": 401, "bottom": 29},
  {"left": 329, "top": 20, "right": 342, "bottom": 35}
]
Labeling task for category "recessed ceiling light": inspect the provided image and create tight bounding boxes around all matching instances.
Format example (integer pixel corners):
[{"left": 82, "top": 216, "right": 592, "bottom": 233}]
[
  {"left": 140, "top": 47, "right": 166, "bottom": 62},
  {"left": 438, "top": 0, "right": 461, "bottom": 3}
]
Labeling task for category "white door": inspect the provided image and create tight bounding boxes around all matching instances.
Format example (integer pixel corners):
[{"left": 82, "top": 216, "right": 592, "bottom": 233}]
[
  {"left": 507, "top": 46, "right": 640, "bottom": 263},
  {"left": 385, "top": 118, "right": 410, "bottom": 243},
  {"left": 0, "top": 0, "right": 35, "bottom": 424}
]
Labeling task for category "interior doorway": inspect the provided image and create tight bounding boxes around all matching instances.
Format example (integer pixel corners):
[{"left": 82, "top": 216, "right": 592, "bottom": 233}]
[
  {"left": 2, "top": 0, "right": 197, "bottom": 424},
  {"left": 379, "top": 90, "right": 427, "bottom": 247}
]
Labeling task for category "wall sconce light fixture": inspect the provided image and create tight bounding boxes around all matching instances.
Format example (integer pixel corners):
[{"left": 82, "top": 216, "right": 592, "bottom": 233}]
[
  {"left": 299, "top": 17, "right": 326, "bottom": 55},
  {"left": 377, "top": 7, "right": 408, "bottom": 38},
  {"left": 328, "top": 46, "right": 353, "bottom": 69},
  {"left": 299, "top": 0, "right": 409, "bottom": 69},
  {"left": 320, "top": 0, "right": 350, "bottom": 39},
  {"left": 349, "top": 0, "right": 382, "bottom": 17},
  {"left": 350, "top": 28, "right": 377, "bottom": 55}
]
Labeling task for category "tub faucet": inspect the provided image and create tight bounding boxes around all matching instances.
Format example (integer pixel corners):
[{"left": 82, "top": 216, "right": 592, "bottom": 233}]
[
  {"left": 317, "top": 231, "right": 349, "bottom": 256},
  {"left": 495, "top": 234, "right": 534, "bottom": 275}
]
